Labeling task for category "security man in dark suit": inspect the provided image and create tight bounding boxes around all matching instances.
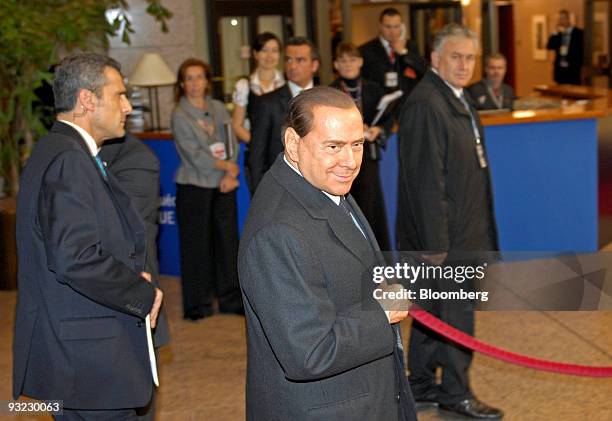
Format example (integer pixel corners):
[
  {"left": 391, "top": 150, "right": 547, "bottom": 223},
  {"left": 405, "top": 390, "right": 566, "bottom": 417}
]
[
  {"left": 547, "top": 9, "right": 584, "bottom": 85},
  {"left": 247, "top": 37, "right": 319, "bottom": 194},
  {"left": 397, "top": 25, "right": 502, "bottom": 419},
  {"left": 359, "top": 7, "right": 427, "bottom": 97},
  {"left": 467, "top": 53, "right": 515, "bottom": 110},
  {"left": 13, "top": 53, "right": 163, "bottom": 420},
  {"left": 100, "top": 133, "right": 170, "bottom": 420}
]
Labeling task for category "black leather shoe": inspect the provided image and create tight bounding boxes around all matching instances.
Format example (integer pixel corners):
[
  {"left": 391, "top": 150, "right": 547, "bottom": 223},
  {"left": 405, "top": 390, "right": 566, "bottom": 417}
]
[
  {"left": 219, "top": 305, "right": 245, "bottom": 316},
  {"left": 184, "top": 307, "right": 214, "bottom": 321},
  {"left": 413, "top": 392, "right": 439, "bottom": 410},
  {"left": 440, "top": 398, "right": 503, "bottom": 419},
  {"left": 183, "top": 311, "right": 204, "bottom": 321}
]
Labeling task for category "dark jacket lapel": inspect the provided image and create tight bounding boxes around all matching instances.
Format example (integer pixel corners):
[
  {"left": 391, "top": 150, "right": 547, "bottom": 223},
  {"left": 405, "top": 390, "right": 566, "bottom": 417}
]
[
  {"left": 51, "top": 121, "right": 110, "bottom": 182},
  {"left": 51, "top": 122, "right": 146, "bottom": 265},
  {"left": 429, "top": 71, "right": 484, "bottom": 138},
  {"left": 269, "top": 154, "right": 374, "bottom": 265},
  {"left": 375, "top": 38, "right": 393, "bottom": 66}
]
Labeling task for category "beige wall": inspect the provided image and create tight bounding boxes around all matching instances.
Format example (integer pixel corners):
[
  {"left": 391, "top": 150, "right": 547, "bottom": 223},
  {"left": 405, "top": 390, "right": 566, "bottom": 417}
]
[
  {"left": 513, "top": 0, "right": 584, "bottom": 96},
  {"left": 462, "top": 0, "right": 483, "bottom": 86},
  {"left": 350, "top": 2, "right": 410, "bottom": 47},
  {"left": 108, "top": 0, "right": 202, "bottom": 129},
  {"left": 108, "top": 0, "right": 314, "bottom": 129}
]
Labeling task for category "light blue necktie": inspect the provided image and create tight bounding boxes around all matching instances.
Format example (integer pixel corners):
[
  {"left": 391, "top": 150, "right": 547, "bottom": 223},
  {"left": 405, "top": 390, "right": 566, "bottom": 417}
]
[
  {"left": 94, "top": 154, "right": 108, "bottom": 179},
  {"left": 339, "top": 196, "right": 366, "bottom": 238}
]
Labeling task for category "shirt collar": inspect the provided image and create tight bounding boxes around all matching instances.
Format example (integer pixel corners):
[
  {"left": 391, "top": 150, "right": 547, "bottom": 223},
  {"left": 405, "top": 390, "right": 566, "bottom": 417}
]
[
  {"left": 379, "top": 36, "right": 392, "bottom": 54},
  {"left": 283, "top": 154, "right": 340, "bottom": 205},
  {"left": 431, "top": 68, "right": 463, "bottom": 99},
  {"left": 58, "top": 119, "right": 100, "bottom": 156},
  {"left": 250, "top": 69, "right": 285, "bottom": 94},
  {"left": 288, "top": 80, "right": 314, "bottom": 98}
]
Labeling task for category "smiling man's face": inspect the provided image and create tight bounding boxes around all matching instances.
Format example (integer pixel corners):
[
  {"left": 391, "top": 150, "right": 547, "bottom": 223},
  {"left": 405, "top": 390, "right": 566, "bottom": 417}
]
[{"left": 293, "top": 105, "right": 364, "bottom": 196}]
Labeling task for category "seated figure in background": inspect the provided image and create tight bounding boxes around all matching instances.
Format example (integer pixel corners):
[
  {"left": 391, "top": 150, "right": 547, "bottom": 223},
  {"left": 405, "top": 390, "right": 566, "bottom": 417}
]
[{"left": 467, "top": 53, "right": 514, "bottom": 111}]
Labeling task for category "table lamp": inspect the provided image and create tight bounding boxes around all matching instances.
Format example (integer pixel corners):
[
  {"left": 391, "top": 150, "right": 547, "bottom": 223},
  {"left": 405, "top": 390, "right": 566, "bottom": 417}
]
[{"left": 129, "top": 53, "right": 176, "bottom": 131}]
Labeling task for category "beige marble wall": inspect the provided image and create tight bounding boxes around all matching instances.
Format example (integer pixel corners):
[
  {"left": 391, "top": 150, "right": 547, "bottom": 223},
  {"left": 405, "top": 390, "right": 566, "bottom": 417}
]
[{"left": 108, "top": 0, "right": 202, "bottom": 130}]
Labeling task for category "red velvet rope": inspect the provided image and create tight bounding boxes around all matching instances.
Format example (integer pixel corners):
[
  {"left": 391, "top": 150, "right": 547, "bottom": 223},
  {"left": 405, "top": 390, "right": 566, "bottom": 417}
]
[{"left": 409, "top": 306, "right": 612, "bottom": 377}]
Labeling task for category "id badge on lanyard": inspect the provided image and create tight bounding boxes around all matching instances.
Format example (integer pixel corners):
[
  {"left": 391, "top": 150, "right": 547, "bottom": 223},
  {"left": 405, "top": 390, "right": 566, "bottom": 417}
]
[
  {"left": 209, "top": 142, "right": 227, "bottom": 160},
  {"left": 385, "top": 71, "right": 398, "bottom": 88},
  {"left": 475, "top": 137, "right": 488, "bottom": 169}
]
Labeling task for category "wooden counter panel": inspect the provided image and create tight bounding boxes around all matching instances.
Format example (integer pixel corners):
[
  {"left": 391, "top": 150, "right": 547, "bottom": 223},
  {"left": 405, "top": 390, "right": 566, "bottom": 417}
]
[
  {"left": 481, "top": 106, "right": 606, "bottom": 126},
  {"left": 132, "top": 131, "right": 173, "bottom": 140}
]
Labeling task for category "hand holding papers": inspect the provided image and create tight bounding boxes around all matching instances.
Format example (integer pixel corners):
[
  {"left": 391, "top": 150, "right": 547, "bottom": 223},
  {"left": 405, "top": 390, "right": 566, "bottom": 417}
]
[{"left": 371, "top": 90, "right": 404, "bottom": 127}]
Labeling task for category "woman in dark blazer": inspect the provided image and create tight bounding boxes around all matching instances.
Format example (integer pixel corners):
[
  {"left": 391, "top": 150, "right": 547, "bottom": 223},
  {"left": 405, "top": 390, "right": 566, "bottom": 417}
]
[{"left": 330, "top": 42, "right": 392, "bottom": 250}]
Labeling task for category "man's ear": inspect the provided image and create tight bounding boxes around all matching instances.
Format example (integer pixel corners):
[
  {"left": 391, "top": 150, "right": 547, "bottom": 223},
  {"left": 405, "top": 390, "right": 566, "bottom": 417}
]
[
  {"left": 284, "top": 127, "right": 300, "bottom": 162},
  {"left": 431, "top": 51, "right": 439, "bottom": 69},
  {"left": 312, "top": 59, "right": 320, "bottom": 74},
  {"left": 77, "top": 88, "right": 96, "bottom": 113}
]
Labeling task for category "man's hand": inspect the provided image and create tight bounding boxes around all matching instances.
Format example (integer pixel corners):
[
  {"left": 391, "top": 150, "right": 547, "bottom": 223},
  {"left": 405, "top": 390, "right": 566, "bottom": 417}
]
[
  {"left": 141, "top": 271, "right": 152, "bottom": 283},
  {"left": 391, "top": 37, "right": 407, "bottom": 55},
  {"left": 388, "top": 310, "right": 409, "bottom": 324},
  {"left": 364, "top": 126, "right": 382, "bottom": 142},
  {"left": 376, "top": 283, "right": 410, "bottom": 324},
  {"left": 150, "top": 288, "right": 163, "bottom": 328},
  {"left": 421, "top": 252, "right": 448, "bottom": 266}
]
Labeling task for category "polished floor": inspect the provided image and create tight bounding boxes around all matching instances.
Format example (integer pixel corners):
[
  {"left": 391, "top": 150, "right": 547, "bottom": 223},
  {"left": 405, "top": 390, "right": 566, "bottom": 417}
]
[{"left": 1, "top": 275, "right": 612, "bottom": 421}]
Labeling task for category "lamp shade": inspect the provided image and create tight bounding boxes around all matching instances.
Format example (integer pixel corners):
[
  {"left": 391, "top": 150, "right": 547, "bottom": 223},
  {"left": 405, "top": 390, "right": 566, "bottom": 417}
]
[{"left": 129, "top": 53, "right": 176, "bottom": 86}]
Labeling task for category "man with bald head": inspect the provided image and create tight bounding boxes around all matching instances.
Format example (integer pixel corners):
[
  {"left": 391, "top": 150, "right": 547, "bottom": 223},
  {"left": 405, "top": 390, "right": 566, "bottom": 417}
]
[
  {"left": 239, "top": 86, "right": 416, "bottom": 420},
  {"left": 397, "top": 24, "right": 502, "bottom": 419}
]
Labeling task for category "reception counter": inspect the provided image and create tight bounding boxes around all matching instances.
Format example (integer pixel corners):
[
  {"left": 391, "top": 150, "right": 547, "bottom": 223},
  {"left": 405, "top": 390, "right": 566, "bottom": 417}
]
[{"left": 138, "top": 95, "right": 604, "bottom": 275}]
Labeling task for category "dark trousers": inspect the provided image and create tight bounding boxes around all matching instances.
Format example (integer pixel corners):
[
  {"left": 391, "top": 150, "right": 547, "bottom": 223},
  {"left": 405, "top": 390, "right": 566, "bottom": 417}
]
[
  {"left": 408, "top": 268, "right": 475, "bottom": 405},
  {"left": 176, "top": 184, "right": 242, "bottom": 315},
  {"left": 350, "top": 158, "right": 391, "bottom": 251},
  {"left": 554, "top": 64, "right": 581, "bottom": 85}
]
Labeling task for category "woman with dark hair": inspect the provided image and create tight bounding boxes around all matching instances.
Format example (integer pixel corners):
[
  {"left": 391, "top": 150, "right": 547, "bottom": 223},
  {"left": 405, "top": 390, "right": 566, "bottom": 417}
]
[
  {"left": 330, "top": 42, "right": 392, "bottom": 250},
  {"left": 172, "top": 58, "right": 243, "bottom": 320},
  {"left": 231, "top": 32, "right": 284, "bottom": 143}
]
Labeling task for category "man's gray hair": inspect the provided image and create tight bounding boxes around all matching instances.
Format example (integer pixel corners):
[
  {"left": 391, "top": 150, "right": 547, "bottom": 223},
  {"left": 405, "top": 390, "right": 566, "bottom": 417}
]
[
  {"left": 53, "top": 53, "right": 122, "bottom": 113},
  {"left": 433, "top": 23, "right": 479, "bottom": 54}
]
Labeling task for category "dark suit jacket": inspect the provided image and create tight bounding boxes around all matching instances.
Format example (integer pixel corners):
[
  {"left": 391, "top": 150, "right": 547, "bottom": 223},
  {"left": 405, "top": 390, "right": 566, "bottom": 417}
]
[
  {"left": 247, "top": 84, "right": 292, "bottom": 193},
  {"left": 14, "top": 122, "right": 156, "bottom": 409},
  {"left": 238, "top": 155, "right": 415, "bottom": 420},
  {"left": 546, "top": 27, "right": 584, "bottom": 85},
  {"left": 467, "top": 80, "right": 514, "bottom": 110},
  {"left": 397, "top": 70, "right": 498, "bottom": 253},
  {"left": 359, "top": 37, "right": 427, "bottom": 97},
  {"left": 100, "top": 134, "right": 170, "bottom": 347}
]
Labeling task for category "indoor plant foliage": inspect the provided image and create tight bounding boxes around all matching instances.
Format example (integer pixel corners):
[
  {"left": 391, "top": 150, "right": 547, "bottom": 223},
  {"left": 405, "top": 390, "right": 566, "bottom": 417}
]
[{"left": 0, "top": 0, "right": 172, "bottom": 196}]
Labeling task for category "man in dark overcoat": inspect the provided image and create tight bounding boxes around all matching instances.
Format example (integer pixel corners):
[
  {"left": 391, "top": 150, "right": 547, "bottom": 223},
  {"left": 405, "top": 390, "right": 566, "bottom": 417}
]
[
  {"left": 397, "top": 24, "right": 503, "bottom": 420},
  {"left": 239, "top": 87, "right": 416, "bottom": 421}
]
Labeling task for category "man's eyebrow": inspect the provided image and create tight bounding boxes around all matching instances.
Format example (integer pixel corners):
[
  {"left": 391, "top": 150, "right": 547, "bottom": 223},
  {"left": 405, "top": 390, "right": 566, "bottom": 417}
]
[{"left": 323, "top": 137, "right": 365, "bottom": 144}]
